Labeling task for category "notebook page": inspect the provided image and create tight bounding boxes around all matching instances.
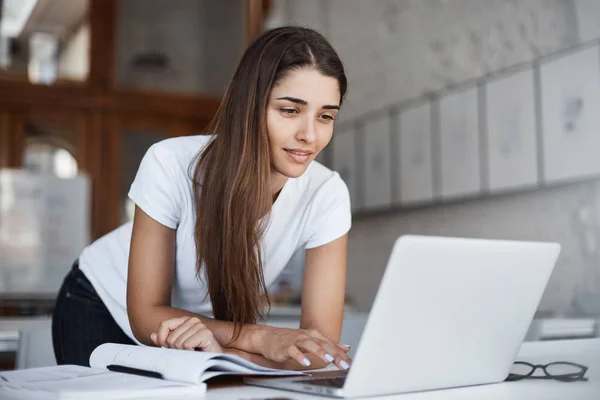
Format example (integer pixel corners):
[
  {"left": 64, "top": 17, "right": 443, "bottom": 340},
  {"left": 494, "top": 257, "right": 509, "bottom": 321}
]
[
  {"left": 0, "top": 365, "right": 103, "bottom": 387},
  {"left": 91, "top": 343, "right": 307, "bottom": 383},
  {"left": 0, "top": 365, "right": 205, "bottom": 399},
  {"left": 90, "top": 343, "right": 221, "bottom": 384},
  {"left": 0, "top": 387, "right": 53, "bottom": 400},
  {"left": 209, "top": 353, "right": 306, "bottom": 373}
]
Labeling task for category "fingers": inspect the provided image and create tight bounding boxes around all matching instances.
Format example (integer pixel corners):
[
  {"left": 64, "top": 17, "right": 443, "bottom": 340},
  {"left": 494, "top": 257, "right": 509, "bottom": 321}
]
[
  {"left": 308, "top": 329, "right": 350, "bottom": 352},
  {"left": 297, "top": 339, "right": 334, "bottom": 364},
  {"left": 310, "top": 331, "right": 352, "bottom": 353},
  {"left": 165, "top": 317, "right": 202, "bottom": 348},
  {"left": 304, "top": 329, "right": 352, "bottom": 370},
  {"left": 316, "top": 338, "right": 352, "bottom": 371},
  {"left": 297, "top": 338, "right": 351, "bottom": 371},
  {"left": 182, "top": 327, "right": 222, "bottom": 353},
  {"left": 337, "top": 343, "right": 351, "bottom": 353},
  {"left": 174, "top": 323, "right": 206, "bottom": 350},
  {"left": 152, "top": 316, "right": 190, "bottom": 347},
  {"left": 286, "top": 345, "right": 312, "bottom": 368},
  {"left": 151, "top": 317, "right": 222, "bottom": 353}
]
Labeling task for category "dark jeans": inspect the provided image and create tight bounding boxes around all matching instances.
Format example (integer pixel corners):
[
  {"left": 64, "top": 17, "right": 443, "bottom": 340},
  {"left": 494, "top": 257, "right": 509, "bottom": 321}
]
[{"left": 51, "top": 260, "right": 136, "bottom": 366}]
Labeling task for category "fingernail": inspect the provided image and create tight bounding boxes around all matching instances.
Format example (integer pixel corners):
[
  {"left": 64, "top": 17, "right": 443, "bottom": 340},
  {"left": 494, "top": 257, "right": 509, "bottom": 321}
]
[
  {"left": 150, "top": 333, "right": 156, "bottom": 341},
  {"left": 324, "top": 353, "right": 335, "bottom": 363},
  {"left": 303, "top": 358, "right": 311, "bottom": 366},
  {"left": 342, "top": 344, "right": 352, "bottom": 349},
  {"left": 340, "top": 360, "right": 350, "bottom": 370}
]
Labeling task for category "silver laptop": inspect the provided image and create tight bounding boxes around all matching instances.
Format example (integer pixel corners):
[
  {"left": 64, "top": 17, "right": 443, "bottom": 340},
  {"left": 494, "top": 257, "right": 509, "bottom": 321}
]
[{"left": 245, "top": 235, "right": 560, "bottom": 397}]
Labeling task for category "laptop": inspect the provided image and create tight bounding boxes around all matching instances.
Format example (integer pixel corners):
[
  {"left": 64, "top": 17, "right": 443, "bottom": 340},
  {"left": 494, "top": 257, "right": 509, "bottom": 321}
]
[{"left": 245, "top": 235, "right": 560, "bottom": 397}]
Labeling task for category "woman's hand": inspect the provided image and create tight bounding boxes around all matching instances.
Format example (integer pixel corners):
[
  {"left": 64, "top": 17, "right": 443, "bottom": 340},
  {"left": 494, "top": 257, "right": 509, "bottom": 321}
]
[
  {"left": 255, "top": 326, "right": 352, "bottom": 370},
  {"left": 151, "top": 316, "right": 223, "bottom": 353}
]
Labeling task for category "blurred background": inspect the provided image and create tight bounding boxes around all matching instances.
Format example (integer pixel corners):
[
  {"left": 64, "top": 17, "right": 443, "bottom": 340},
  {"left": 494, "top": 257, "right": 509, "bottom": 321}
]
[{"left": 2, "top": 0, "right": 600, "bottom": 369}]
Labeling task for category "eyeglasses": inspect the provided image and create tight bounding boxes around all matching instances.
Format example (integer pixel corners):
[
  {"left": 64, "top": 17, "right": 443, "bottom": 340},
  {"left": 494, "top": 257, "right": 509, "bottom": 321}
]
[{"left": 506, "top": 361, "right": 588, "bottom": 382}]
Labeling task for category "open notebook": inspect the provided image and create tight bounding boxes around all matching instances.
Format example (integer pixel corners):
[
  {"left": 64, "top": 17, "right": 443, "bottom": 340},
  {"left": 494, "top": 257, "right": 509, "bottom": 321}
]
[
  {"left": 90, "top": 342, "right": 304, "bottom": 383},
  {"left": 0, "top": 343, "right": 304, "bottom": 399}
]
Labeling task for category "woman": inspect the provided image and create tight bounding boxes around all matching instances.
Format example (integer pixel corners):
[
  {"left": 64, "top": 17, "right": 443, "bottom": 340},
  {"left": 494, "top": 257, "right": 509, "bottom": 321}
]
[{"left": 52, "top": 26, "right": 352, "bottom": 371}]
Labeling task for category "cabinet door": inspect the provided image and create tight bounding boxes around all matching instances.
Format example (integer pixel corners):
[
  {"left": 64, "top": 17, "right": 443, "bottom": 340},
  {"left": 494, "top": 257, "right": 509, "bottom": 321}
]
[
  {"left": 3, "top": 108, "right": 107, "bottom": 242},
  {"left": 438, "top": 86, "right": 481, "bottom": 200},
  {"left": 332, "top": 125, "right": 361, "bottom": 213},
  {"left": 114, "top": 0, "right": 245, "bottom": 96},
  {"left": 396, "top": 103, "right": 434, "bottom": 206},
  {"left": 363, "top": 116, "right": 393, "bottom": 211},
  {"left": 20, "top": 111, "right": 85, "bottom": 179},
  {"left": 0, "top": 110, "right": 92, "bottom": 299}
]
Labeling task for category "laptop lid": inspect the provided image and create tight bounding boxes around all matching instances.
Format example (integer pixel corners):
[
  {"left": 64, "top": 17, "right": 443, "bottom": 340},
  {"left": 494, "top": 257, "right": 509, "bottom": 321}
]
[{"left": 341, "top": 235, "right": 560, "bottom": 397}]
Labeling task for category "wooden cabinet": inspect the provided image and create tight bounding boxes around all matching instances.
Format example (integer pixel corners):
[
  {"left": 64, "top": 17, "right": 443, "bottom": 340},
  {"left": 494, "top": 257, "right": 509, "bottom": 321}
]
[
  {"left": 0, "top": 0, "right": 271, "bottom": 240},
  {"left": 114, "top": 0, "right": 246, "bottom": 96}
]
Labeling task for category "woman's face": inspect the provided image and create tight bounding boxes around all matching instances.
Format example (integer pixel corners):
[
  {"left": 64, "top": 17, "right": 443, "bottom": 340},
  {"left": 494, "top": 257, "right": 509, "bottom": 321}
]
[{"left": 266, "top": 67, "right": 341, "bottom": 180}]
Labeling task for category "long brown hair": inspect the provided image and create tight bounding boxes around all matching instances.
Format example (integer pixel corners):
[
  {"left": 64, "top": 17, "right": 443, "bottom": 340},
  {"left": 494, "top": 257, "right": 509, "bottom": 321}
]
[{"left": 193, "top": 27, "right": 347, "bottom": 342}]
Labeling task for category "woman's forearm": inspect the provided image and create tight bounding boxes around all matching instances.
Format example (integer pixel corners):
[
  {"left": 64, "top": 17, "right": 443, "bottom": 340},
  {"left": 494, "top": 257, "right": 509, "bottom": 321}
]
[
  {"left": 129, "top": 305, "right": 266, "bottom": 353},
  {"left": 129, "top": 305, "right": 349, "bottom": 371}
]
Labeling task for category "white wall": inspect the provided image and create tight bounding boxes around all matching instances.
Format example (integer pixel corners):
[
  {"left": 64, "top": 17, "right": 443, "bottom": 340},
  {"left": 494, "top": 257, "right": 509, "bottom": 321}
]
[
  {"left": 271, "top": 0, "right": 600, "bottom": 314},
  {"left": 574, "top": 0, "right": 600, "bottom": 42},
  {"left": 279, "top": 0, "right": 579, "bottom": 122}
]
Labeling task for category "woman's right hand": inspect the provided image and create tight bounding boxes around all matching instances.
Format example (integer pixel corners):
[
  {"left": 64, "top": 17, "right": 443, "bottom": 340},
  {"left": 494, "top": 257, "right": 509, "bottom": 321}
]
[
  {"left": 256, "top": 326, "right": 352, "bottom": 370},
  {"left": 151, "top": 316, "right": 223, "bottom": 353}
]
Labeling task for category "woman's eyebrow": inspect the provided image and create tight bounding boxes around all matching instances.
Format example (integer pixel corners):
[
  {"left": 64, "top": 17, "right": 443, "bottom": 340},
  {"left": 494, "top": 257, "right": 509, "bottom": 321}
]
[
  {"left": 276, "top": 96, "right": 340, "bottom": 110},
  {"left": 277, "top": 96, "right": 307, "bottom": 105}
]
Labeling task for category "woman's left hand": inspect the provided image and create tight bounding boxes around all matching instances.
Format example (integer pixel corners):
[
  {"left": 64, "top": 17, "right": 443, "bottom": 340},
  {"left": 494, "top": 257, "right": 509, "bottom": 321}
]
[{"left": 151, "top": 316, "right": 223, "bottom": 352}]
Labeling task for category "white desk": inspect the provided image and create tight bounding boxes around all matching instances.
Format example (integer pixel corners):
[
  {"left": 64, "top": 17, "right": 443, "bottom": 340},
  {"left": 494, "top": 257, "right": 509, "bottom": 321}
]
[
  {"left": 206, "top": 338, "right": 600, "bottom": 399},
  {"left": 1, "top": 317, "right": 599, "bottom": 398}
]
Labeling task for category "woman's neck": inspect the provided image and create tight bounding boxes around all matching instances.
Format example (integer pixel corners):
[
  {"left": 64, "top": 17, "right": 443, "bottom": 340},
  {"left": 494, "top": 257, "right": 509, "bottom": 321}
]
[{"left": 270, "top": 171, "right": 288, "bottom": 202}]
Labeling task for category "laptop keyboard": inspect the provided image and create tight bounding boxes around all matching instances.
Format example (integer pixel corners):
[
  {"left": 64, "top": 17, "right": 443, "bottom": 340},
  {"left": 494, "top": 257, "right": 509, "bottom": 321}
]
[{"left": 304, "top": 377, "right": 347, "bottom": 388}]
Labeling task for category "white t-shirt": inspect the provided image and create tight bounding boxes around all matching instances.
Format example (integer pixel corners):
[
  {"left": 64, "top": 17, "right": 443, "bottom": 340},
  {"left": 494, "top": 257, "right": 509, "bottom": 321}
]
[{"left": 79, "top": 135, "right": 352, "bottom": 343}]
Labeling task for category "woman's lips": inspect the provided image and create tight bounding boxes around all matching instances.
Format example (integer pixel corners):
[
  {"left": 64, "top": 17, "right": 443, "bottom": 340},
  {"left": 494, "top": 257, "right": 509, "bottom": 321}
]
[{"left": 284, "top": 149, "right": 313, "bottom": 163}]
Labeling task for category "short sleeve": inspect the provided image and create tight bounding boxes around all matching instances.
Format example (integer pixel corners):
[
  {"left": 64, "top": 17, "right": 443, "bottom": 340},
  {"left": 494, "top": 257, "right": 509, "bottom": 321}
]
[
  {"left": 128, "top": 143, "right": 183, "bottom": 229},
  {"left": 305, "top": 174, "right": 352, "bottom": 249}
]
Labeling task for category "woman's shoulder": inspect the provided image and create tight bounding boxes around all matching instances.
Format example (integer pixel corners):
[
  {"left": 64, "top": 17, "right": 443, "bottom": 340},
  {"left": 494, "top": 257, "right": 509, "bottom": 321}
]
[
  {"left": 146, "top": 134, "right": 214, "bottom": 170},
  {"left": 151, "top": 134, "right": 213, "bottom": 158}
]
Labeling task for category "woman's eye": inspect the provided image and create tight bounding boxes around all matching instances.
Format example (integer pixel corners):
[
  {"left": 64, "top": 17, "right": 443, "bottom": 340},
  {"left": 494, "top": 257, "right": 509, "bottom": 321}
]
[
  {"left": 320, "top": 115, "right": 335, "bottom": 121},
  {"left": 281, "top": 108, "right": 297, "bottom": 115}
]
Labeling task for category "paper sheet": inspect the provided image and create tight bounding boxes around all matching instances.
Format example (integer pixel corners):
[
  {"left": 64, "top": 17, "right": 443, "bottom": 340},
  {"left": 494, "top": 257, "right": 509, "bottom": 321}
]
[{"left": 0, "top": 365, "right": 205, "bottom": 399}]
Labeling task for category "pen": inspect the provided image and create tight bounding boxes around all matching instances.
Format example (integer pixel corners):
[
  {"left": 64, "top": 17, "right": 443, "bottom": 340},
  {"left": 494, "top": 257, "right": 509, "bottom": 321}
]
[{"left": 106, "top": 364, "right": 164, "bottom": 379}]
